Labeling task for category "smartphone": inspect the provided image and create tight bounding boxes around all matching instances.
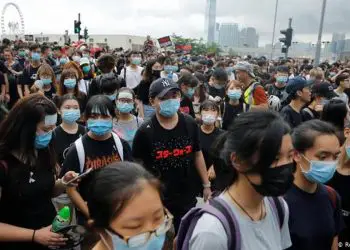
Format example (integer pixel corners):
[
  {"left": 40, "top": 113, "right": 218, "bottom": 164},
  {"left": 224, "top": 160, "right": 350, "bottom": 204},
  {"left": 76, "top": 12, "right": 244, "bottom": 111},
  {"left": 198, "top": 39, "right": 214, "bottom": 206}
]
[{"left": 66, "top": 168, "right": 93, "bottom": 185}]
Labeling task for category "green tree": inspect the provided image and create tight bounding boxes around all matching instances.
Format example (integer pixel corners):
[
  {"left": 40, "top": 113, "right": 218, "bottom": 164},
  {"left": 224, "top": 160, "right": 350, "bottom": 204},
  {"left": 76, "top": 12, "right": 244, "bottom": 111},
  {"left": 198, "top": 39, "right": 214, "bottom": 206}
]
[{"left": 171, "top": 35, "right": 221, "bottom": 55}]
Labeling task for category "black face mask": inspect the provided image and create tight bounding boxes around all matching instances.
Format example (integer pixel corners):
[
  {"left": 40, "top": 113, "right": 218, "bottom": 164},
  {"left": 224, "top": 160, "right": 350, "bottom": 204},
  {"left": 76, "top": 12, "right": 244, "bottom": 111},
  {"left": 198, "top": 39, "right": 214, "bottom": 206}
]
[
  {"left": 246, "top": 163, "right": 294, "bottom": 197},
  {"left": 152, "top": 70, "right": 161, "bottom": 79}
]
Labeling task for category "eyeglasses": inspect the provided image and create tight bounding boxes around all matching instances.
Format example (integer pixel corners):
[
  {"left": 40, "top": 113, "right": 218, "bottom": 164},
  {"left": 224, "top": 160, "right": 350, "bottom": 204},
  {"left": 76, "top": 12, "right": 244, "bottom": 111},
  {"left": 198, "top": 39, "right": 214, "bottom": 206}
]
[{"left": 109, "top": 209, "right": 173, "bottom": 248}]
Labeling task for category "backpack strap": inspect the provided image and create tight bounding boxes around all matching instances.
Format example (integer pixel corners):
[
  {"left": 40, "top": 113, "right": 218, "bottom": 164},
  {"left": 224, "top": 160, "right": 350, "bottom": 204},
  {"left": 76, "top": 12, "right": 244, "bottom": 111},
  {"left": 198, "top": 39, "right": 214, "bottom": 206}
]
[
  {"left": 325, "top": 185, "right": 337, "bottom": 209},
  {"left": 268, "top": 197, "right": 285, "bottom": 229},
  {"left": 303, "top": 108, "right": 315, "bottom": 119},
  {"left": 74, "top": 137, "right": 85, "bottom": 174},
  {"left": 111, "top": 132, "right": 124, "bottom": 161},
  {"left": 209, "top": 197, "right": 241, "bottom": 250}
]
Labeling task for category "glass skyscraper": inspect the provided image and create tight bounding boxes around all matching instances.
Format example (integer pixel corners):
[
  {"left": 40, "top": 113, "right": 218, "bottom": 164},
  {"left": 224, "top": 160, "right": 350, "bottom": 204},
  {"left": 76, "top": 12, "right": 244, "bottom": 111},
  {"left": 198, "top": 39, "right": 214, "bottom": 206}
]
[{"left": 204, "top": 0, "right": 216, "bottom": 44}]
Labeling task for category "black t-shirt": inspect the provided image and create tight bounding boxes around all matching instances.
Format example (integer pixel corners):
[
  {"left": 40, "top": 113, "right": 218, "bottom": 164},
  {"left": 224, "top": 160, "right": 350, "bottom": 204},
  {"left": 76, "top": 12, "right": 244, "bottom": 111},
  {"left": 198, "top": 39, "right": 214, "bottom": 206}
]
[
  {"left": 280, "top": 105, "right": 302, "bottom": 129},
  {"left": 60, "top": 134, "right": 132, "bottom": 200},
  {"left": 327, "top": 171, "right": 350, "bottom": 243},
  {"left": 180, "top": 96, "right": 195, "bottom": 118},
  {"left": 132, "top": 113, "right": 201, "bottom": 207},
  {"left": 268, "top": 84, "right": 289, "bottom": 105},
  {"left": 53, "top": 125, "right": 86, "bottom": 168},
  {"left": 222, "top": 102, "right": 244, "bottom": 130},
  {"left": 5, "top": 61, "right": 23, "bottom": 103},
  {"left": 137, "top": 80, "right": 152, "bottom": 105},
  {"left": 43, "top": 86, "right": 57, "bottom": 100},
  {"left": 20, "top": 64, "right": 41, "bottom": 88},
  {"left": 0, "top": 154, "right": 56, "bottom": 250},
  {"left": 208, "top": 84, "right": 226, "bottom": 99},
  {"left": 301, "top": 107, "right": 320, "bottom": 121},
  {"left": 199, "top": 127, "right": 223, "bottom": 168},
  {"left": 285, "top": 184, "right": 344, "bottom": 250}
]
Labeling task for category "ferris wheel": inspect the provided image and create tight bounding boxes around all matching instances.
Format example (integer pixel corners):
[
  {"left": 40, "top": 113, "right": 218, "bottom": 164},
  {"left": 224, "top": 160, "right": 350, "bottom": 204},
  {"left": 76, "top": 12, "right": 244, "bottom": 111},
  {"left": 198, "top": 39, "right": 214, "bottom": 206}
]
[{"left": 1, "top": 2, "right": 25, "bottom": 37}]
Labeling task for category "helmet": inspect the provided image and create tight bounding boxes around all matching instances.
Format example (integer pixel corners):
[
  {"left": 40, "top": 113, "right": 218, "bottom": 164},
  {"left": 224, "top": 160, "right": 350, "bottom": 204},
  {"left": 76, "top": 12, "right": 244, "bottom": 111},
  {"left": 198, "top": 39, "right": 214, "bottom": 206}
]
[{"left": 268, "top": 95, "right": 281, "bottom": 111}]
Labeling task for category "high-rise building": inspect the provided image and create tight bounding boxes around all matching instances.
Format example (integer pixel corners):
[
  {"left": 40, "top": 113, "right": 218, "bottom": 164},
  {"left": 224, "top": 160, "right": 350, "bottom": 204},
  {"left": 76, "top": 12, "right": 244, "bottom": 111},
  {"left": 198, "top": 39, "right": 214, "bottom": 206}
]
[
  {"left": 204, "top": 0, "right": 217, "bottom": 44},
  {"left": 239, "top": 27, "right": 258, "bottom": 48},
  {"left": 218, "top": 23, "right": 240, "bottom": 48},
  {"left": 331, "top": 32, "right": 346, "bottom": 54},
  {"left": 215, "top": 23, "right": 220, "bottom": 43}
]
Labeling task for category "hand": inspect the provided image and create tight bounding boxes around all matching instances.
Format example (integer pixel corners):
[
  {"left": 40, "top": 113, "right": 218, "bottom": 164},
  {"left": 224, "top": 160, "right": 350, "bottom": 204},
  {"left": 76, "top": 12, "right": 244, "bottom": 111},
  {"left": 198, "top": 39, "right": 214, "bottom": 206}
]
[
  {"left": 33, "top": 225, "right": 67, "bottom": 247},
  {"left": 208, "top": 166, "right": 216, "bottom": 180},
  {"left": 5, "top": 94, "right": 10, "bottom": 103},
  {"left": 214, "top": 96, "right": 222, "bottom": 103},
  {"left": 315, "top": 104, "right": 324, "bottom": 112},
  {"left": 203, "top": 187, "right": 212, "bottom": 202},
  {"left": 62, "top": 171, "right": 79, "bottom": 187},
  {"left": 34, "top": 80, "right": 44, "bottom": 89}
]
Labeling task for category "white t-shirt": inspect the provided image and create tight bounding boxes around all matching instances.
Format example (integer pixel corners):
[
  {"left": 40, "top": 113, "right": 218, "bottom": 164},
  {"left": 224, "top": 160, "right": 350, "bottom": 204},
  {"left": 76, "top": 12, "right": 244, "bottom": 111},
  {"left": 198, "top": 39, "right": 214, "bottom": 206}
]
[
  {"left": 78, "top": 79, "right": 90, "bottom": 94},
  {"left": 161, "top": 71, "right": 179, "bottom": 83},
  {"left": 190, "top": 195, "right": 292, "bottom": 250},
  {"left": 120, "top": 66, "right": 143, "bottom": 89}
]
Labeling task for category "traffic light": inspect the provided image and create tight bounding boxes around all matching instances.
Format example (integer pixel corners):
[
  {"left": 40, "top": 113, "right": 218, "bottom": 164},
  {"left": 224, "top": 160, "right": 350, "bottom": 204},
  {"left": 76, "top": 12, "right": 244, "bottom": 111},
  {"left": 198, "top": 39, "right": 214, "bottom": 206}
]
[
  {"left": 279, "top": 28, "right": 293, "bottom": 48},
  {"left": 74, "top": 20, "right": 81, "bottom": 34},
  {"left": 84, "top": 28, "right": 89, "bottom": 40}
]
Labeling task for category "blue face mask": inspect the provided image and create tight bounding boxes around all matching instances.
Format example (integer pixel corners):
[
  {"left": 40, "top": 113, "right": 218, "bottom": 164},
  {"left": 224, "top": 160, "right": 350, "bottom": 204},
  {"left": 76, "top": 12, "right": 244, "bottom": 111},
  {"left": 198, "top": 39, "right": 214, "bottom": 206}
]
[
  {"left": 106, "top": 230, "right": 166, "bottom": 250},
  {"left": 107, "top": 94, "right": 117, "bottom": 101},
  {"left": 301, "top": 155, "right": 337, "bottom": 184},
  {"left": 159, "top": 99, "right": 180, "bottom": 117},
  {"left": 276, "top": 76, "right": 288, "bottom": 84},
  {"left": 60, "top": 58, "right": 68, "bottom": 65},
  {"left": 164, "top": 65, "right": 173, "bottom": 73},
  {"left": 87, "top": 119, "right": 113, "bottom": 136},
  {"left": 346, "top": 146, "right": 350, "bottom": 159},
  {"left": 117, "top": 102, "right": 134, "bottom": 113},
  {"left": 62, "top": 109, "right": 80, "bottom": 124},
  {"left": 185, "top": 88, "right": 195, "bottom": 98},
  {"left": 213, "top": 83, "right": 224, "bottom": 90},
  {"left": 64, "top": 78, "right": 77, "bottom": 89},
  {"left": 131, "top": 58, "right": 142, "bottom": 65},
  {"left": 35, "top": 131, "right": 53, "bottom": 149},
  {"left": 226, "top": 67, "right": 234, "bottom": 74},
  {"left": 228, "top": 89, "right": 242, "bottom": 100},
  {"left": 42, "top": 78, "right": 52, "bottom": 85},
  {"left": 82, "top": 65, "right": 91, "bottom": 73},
  {"left": 31, "top": 52, "right": 41, "bottom": 61}
]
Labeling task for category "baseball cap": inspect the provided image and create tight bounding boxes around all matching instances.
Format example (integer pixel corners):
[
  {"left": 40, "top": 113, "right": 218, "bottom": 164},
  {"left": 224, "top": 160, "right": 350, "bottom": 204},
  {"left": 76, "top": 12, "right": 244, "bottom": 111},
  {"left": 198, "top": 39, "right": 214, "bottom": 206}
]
[
  {"left": 233, "top": 61, "right": 255, "bottom": 78},
  {"left": 312, "top": 82, "right": 337, "bottom": 99},
  {"left": 80, "top": 58, "right": 90, "bottom": 66},
  {"left": 276, "top": 65, "right": 289, "bottom": 73},
  {"left": 286, "top": 77, "right": 312, "bottom": 94},
  {"left": 149, "top": 78, "right": 180, "bottom": 98}
]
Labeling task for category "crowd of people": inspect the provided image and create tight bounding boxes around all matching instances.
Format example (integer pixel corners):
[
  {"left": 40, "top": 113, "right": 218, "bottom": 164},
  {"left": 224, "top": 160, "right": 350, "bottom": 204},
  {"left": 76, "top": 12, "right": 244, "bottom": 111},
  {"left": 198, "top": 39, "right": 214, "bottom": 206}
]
[{"left": 0, "top": 37, "right": 349, "bottom": 249}]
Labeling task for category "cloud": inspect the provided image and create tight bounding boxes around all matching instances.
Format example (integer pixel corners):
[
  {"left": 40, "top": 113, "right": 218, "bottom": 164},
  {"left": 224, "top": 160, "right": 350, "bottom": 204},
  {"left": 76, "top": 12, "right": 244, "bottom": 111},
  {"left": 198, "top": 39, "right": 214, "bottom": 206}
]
[{"left": 0, "top": 0, "right": 348, "bottom": 45}]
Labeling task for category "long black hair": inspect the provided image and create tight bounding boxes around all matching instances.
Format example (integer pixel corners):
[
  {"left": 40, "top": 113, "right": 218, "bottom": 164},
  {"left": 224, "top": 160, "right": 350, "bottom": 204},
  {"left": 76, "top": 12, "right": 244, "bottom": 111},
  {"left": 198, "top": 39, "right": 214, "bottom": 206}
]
[
  {"left": 0, "top": 94, "right": 57, "bottom": 168},
  {"left": 87, "top": 161, "right": 162, "bottom": 229},
  {"left": 212, "top": 111, "right": 290, "bottom": 189},
  {"left": 321, "top": 99, "right": 347, "bottom": 131}
]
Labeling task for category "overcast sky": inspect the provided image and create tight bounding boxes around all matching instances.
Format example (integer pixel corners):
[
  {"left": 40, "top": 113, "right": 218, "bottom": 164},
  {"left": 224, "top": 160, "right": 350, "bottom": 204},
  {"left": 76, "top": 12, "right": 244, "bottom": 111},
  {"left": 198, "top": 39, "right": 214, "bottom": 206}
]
[{"left": 2, "top": 0, "right": 349, "bottom": 46}]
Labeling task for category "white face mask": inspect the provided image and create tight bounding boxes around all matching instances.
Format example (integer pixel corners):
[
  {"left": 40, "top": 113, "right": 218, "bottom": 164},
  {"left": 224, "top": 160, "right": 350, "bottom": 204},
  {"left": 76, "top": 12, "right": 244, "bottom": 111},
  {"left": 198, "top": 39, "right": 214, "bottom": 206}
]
[{"left": 202, "top": 114, "right": 217, "bottom": 125}]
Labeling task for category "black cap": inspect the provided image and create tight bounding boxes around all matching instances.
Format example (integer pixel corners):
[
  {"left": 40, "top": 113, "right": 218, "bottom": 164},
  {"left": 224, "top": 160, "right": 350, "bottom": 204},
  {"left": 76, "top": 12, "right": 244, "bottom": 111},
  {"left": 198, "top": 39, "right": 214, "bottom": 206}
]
[
  {"left": 312, "top": 82, "right": 337, "bottom": 99},
  {"left": 276, "top": 65, "right": 289, "bottom": 73},
  {"left": 149, "top": 78, "right": 180, "bottom": 98}
]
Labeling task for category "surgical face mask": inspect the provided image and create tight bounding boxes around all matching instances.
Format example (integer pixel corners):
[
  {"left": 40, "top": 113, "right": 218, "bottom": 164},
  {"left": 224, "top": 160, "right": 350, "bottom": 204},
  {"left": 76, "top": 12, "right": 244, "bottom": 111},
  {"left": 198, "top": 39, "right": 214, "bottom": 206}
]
[
  {"left": 202, "top": 114, "right": 216, "bottom": 125},
  {"left": 131, "top": 57, "right": 142, "bottom": 65},
  {"left": 185, "top": 88, "right": 195, "bottom": 98},
  {"left": 107, "top": 94, "right": 117, "bottom": 101},
  {"left": 106, "top": 229, "right": 166, "bottom": 250},
  {"left": 31, "top": 52, "right": 41, "bottom": 61},
  {"left": 164, "top": 65, "right": 173, "bottom": 73},
  {"left": 60, "top": 58, "right": 68, "bottom": 65},
  {"left": 226, "top": 67, "right": 234, "bottom": 74},
  {"left": 213, "top": 83, "right": 224, "bottom": 90},
  {"left": 246, "top": 163, "right": 295, "bottom": 197},
  {"left": 35, "top": 131, "right": 53, "bottom": 149},
  {"left": 301, "top": 155, "right": 337, "bottom": 184},
  {"left": 227, "top": 89, "right": 242, "bottom": 100},
  {"left": 87, "top": 119, "right": 113, "bottom": 137},
  {"left": 82, "top": 65, "right": 91, "bottom": 74},
  {"left": 18, "top": 51, "right": 26, "bottom": 57},
  {"left": 276, "top": 76, "right": 288, "bottom": 84},
  {"left": 159, "top": 98, "right": 180, "bottom": 117},
  {"left": 64, "top": 78, "right": 77, "bottom": 89},
  {"left": 62, "top": 109, "right": 80, "bottom": 124},
  {"left": 41, "top": 78, "right": 52, "bottom": 85},
  {"left": 117, "top": 102, "right": 134, "bottom": 113},
  {"left": 72, "top": 55, "right": 81, "bottom": 62}
]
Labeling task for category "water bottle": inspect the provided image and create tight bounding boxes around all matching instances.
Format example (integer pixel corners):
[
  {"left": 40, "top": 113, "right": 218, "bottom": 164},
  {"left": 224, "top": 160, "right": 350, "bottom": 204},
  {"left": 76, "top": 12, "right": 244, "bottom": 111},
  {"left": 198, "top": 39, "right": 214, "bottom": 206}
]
[{"left": 52, "top": 206, "right": 71, "bottom": 232}]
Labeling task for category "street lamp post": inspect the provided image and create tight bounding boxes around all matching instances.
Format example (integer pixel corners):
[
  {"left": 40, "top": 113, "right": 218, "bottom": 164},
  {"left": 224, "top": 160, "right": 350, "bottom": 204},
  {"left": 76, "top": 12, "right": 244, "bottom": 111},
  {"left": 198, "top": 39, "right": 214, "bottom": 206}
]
[
  {"left": 270, "top": 0, "right": 279, "bottom": 60},
  {"left": 314, "top": 0, "right": 327, "bottom": 66}
]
